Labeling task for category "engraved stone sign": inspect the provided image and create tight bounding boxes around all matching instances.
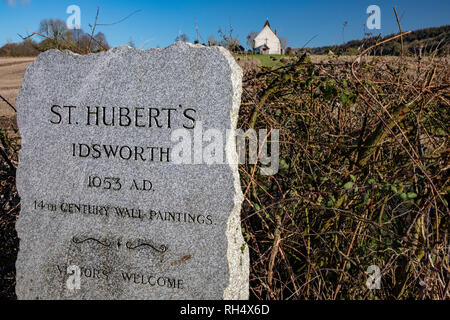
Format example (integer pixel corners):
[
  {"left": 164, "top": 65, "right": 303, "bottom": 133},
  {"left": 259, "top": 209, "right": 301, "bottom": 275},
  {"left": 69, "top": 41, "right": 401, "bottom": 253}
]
[{"left": 15, "top": 43, "right": 249, "bottom": 299}]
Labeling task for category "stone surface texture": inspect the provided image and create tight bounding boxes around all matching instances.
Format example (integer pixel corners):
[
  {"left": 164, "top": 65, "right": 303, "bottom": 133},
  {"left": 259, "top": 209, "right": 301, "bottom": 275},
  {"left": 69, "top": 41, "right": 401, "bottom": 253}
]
[{"left": 15, "top": 42, "right": 249, "bottom": 299}]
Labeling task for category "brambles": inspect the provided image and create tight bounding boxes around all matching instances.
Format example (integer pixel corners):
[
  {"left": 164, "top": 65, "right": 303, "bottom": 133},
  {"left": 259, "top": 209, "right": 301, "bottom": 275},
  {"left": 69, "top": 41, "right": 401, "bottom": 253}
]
[
  {"left": 0, "top": 126, "right": 19, "bottom": 299},
  {"left": 238, "top": 52, "right": 449, "bottom": 299},
  {"left": 0, "top": 47, "right": 448, "bottom": 299}
]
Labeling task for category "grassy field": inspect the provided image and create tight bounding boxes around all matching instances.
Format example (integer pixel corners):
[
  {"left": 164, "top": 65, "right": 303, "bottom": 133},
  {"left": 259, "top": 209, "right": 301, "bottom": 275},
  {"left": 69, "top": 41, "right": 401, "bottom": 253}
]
[
  {"left": 235, "top": 53, "right": 446, "bottom": 69},
  {"left": 236, "top": 54, "right": 292, "bottom": 68}
]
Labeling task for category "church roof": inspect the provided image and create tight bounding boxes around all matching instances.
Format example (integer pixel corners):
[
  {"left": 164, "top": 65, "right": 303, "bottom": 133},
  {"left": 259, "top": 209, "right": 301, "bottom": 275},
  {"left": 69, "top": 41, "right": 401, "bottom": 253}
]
[
  {"left": 264, "top": 19, "right": 271, "bottom": 28},
  {"left": 256, "top": 43, "right": 269, "bottom": 50}
]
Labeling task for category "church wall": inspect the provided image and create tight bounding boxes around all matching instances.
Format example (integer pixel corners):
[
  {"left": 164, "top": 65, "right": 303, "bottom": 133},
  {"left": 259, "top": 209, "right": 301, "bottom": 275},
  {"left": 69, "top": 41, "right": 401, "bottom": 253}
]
[{"left": 254, "top": 26, "right": 282, "bottom": 55}]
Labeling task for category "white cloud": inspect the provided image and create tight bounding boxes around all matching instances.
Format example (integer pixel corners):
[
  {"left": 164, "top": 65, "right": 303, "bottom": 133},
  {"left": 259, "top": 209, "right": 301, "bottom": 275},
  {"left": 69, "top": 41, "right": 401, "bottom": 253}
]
[{"left": 6, "top": 0, "right": 30, "bottom": 7}]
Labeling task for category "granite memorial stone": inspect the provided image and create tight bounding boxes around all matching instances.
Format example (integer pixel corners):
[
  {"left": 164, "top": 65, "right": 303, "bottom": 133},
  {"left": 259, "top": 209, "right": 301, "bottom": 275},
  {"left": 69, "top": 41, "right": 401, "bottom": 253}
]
[{"left": 15, "top": 42, "right": 249, "bottom": 299}]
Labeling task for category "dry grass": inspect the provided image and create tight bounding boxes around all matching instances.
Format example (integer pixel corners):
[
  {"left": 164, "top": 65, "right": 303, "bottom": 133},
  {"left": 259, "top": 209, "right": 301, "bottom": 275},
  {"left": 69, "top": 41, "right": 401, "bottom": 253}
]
[
  {"left": 0, "top": 57, "right": 35, "bottom": 117},
  {"left": 0, "top": 43, "right": 449, "bottom": 299},
  {"left": 237, "top": 50, "right": 449, "bottom": 299}
]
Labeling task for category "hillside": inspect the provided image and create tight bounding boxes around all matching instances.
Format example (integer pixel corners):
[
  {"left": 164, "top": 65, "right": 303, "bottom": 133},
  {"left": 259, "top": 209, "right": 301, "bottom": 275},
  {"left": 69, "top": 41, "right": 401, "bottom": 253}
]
[{"left": 306, "top": 25, "right": 449, "bottom": 56}]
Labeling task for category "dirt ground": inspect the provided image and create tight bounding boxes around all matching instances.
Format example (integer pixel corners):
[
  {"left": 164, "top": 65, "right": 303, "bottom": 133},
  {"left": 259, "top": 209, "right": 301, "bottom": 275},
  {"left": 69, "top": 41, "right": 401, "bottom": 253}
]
[{"left": 0, "top": 57, "right": 35, "bottom": 131}]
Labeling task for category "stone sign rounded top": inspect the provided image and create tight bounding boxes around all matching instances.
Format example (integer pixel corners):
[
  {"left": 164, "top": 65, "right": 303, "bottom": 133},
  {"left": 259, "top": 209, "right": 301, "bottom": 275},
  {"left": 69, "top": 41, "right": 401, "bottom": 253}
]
[{"left": 15, "top": 43, "right": 248, "bottom": 300}]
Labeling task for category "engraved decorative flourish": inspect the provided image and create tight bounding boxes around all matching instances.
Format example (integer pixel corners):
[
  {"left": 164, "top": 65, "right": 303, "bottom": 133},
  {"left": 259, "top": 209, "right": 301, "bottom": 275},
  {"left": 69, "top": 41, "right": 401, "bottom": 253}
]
[
  {"left": 72, "top": 236, "right": 111, "bottom": 248},
  {"left": 126, "top": 241, "right": 168, "bottom": 254}
]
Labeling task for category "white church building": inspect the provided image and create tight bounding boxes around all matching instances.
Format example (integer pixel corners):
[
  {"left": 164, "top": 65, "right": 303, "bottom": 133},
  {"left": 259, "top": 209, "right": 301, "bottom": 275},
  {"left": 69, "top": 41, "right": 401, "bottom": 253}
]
[{"left": 253, "top": 20, "right": 282, "bottom": 55}]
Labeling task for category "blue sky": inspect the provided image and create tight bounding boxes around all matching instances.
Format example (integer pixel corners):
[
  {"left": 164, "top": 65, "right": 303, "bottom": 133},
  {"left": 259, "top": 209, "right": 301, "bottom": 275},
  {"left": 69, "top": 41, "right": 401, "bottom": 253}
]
[{"left": 1, "top": 0, "right": 449, "bottom": 49}]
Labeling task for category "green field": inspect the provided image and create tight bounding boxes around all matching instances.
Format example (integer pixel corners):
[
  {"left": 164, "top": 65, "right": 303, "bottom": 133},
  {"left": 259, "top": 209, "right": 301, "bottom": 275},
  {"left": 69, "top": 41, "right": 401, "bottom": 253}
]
[{"left": 237, "top": 54, "right": 289, "bottom": 68}]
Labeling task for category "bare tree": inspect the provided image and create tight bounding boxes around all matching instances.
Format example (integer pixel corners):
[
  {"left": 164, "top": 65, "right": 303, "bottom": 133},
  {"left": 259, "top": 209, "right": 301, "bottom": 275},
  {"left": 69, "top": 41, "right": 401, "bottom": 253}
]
[
  {"left": 218, "top": 27, "right": 241, "bottom": 52},
  {"left": 208, "top": 35, "right": 217, "bottom": 46},
  {"left": 39, "top": 19, "right": 68, "bottom": 41},
  {"left": 38, "top": 19, "right": 70, "bottom": 50},
  {"left": 246, "top": 31, "right": 258, "bottom": 51},
  {"left": 280, "top": 37, "right": 289, "bottom": 51},
  {"left": 93, "top": 32, "right": 109, "bottom": 51},
  {"left": 38, "top": 19, "right": 69, "bottom": 50},
  {"left": 175, "top": 33, "right": 189, "bottom": 42},
  {"left": 342, "top": 21, "right": 348, "bottom": 44}
]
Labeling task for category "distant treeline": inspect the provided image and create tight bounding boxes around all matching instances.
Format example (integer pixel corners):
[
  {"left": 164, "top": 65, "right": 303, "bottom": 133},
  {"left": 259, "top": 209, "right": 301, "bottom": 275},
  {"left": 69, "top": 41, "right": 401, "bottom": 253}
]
[
  {"left": 2, "top": 22, "right": 449, "bottom": 57},
  {"left": 304, "top": 25, "right": 449, "bottom": 56},
  {"left": 0, "top": 19, "right": 109, "bottom": 57}
]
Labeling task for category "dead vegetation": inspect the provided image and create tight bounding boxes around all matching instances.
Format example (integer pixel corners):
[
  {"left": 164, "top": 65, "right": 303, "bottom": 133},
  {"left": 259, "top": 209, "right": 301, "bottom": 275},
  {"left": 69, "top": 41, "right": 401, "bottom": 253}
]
[
  {"left": 237, "top": 37, "right": 449, "bottom": 299},
  {"left": 0, "top": 30, "right": 449, "bottom": 300},
  {"left": 0, "top": 121, "right": 19, "bottom": 299}
]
